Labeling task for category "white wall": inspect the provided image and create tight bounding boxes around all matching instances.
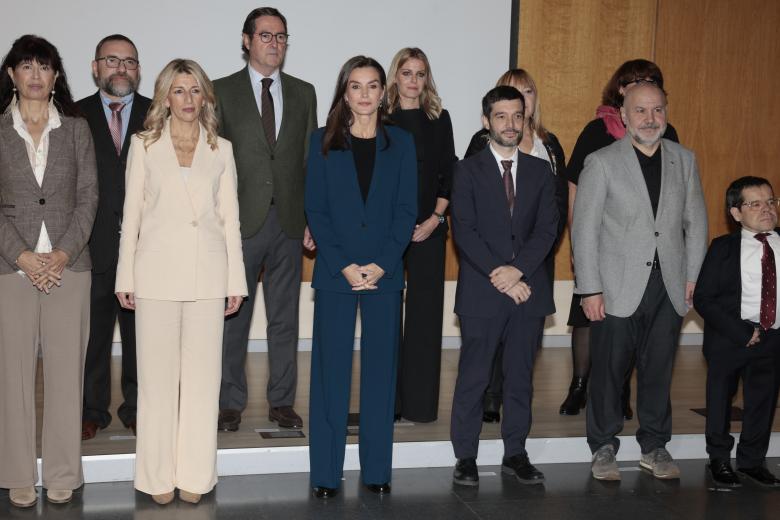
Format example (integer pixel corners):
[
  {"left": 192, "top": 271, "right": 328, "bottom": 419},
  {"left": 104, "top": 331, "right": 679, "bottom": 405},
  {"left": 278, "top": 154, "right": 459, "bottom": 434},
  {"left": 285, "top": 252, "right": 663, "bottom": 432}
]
[{"left": 0, "top": 0, "right": 512, "bottom": 155}]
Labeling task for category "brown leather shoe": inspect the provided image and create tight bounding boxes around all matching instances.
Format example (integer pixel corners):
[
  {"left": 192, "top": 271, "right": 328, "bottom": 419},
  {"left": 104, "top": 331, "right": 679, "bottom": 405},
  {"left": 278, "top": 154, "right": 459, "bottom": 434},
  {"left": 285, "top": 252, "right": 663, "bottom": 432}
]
[
  {"left": 82, "top": 420, "right": 100, "bottom": 441},
  {"left": 218, "top": 409, "right": 241, "bottom": 432},
  {"left": 269, "top": 406, "right": 303, "bottom": 428},
  {"left": 9, "top": 486, "right": 37, "bottom": 508}
]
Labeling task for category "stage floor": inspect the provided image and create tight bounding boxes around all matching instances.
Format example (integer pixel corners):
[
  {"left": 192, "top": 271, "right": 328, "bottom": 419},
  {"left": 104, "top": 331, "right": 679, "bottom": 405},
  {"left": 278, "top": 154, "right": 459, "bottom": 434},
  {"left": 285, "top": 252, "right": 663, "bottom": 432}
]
[{"left": 38, "top": 345, "right": 776, "bottom": 457}]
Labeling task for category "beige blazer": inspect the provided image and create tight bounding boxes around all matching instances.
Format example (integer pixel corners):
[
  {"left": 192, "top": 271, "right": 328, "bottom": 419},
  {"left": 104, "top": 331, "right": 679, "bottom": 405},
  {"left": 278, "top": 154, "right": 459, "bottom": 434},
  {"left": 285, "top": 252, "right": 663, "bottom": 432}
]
[{"left": 115, "top": 123, "right": 248, "bottom": 301}]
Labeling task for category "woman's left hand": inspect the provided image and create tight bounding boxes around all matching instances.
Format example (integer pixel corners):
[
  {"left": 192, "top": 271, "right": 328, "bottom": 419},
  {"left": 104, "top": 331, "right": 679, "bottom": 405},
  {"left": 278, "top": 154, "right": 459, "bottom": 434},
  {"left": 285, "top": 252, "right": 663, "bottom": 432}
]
[
  {"left": 411, "top": 215, "right": 439, "bottom": 242},
  {"left": 225, "top": 295, "right": 243, "bottom": 316}
]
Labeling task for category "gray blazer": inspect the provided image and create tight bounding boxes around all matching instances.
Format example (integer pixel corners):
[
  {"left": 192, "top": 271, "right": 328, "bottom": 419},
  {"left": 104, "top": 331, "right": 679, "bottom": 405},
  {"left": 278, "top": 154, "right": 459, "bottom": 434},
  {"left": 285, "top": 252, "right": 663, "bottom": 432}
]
[
  {"left": 571, "top": 136, "right": 708, "bottom": 317},
  {"left": 214, "top": 68, "right": 317, "bottom": 239},
  {"left": 0, "top": 114, "right": 98, "bottom": 274}
]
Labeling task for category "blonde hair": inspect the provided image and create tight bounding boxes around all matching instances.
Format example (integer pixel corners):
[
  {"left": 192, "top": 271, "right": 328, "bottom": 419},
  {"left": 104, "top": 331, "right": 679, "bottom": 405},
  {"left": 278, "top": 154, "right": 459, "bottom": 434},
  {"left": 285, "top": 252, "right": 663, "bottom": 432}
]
[
  {"left": 139, "top": 58, "right": 219, "bottom": 150},
  {"left": 496, "top": 68, "right": 548, "bottom": 142},
  {"left": 386, "top": 47, "right": 442, "bottom": 120}
]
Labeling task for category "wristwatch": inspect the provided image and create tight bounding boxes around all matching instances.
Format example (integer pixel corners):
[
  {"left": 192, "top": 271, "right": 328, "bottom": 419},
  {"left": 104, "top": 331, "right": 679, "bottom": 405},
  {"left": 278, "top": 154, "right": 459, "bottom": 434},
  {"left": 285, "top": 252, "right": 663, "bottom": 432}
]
[{"left": 433, "top": 211, "right": 446, "bottom": 224}]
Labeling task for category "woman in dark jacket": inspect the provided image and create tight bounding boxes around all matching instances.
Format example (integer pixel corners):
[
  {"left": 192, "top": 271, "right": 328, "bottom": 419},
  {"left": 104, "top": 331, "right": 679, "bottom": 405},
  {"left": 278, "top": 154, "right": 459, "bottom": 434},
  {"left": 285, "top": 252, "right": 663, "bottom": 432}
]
[
  {"left": 464, "top": 68, "right": 569, "bottom": 423},
  {"left": 560, "top": 59, "right": 680, "bottom": 417},
  {"left": 386, "top": 47, "right": 457, "bottom": 423}
]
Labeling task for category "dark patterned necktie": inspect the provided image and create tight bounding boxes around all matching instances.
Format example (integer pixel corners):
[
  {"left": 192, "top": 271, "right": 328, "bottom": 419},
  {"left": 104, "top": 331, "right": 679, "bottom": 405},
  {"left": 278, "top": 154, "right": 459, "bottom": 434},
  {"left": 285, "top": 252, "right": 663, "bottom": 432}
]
[
  {"left": 260, "top": 78, "right": 276, "bottom": 148},
  {"left": 501, "top": 160, "right": 515, "bottom": 215},
  {"left": 108, "top": 102, "right": 125, "bottom": 155},
  {"left": 755, "top": 233, "right": 777, "bottom": 329}
]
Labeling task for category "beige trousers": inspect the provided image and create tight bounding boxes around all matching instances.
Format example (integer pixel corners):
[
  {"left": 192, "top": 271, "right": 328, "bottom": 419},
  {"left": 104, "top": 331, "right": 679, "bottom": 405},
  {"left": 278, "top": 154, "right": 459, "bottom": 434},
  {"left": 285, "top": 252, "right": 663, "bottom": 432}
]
[
  {"left": 134, "top": 298, "right": 224, "bottom": 495},
  {"left": 0, "top": 269, "right": 90, "bottom": 490}
]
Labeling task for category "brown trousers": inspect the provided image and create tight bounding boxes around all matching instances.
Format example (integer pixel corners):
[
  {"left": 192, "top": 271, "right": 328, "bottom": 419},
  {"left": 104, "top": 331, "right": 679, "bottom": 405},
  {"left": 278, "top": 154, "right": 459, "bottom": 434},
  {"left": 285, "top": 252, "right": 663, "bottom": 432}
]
[{"left": 0, "top": 269, "right": 90, "bottom": 490}]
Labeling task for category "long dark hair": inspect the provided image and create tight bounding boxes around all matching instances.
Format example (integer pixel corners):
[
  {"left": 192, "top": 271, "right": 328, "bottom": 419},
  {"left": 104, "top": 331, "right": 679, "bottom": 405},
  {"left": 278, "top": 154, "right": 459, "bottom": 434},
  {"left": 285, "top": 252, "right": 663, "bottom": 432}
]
[
  {"left": 0, "top": 35, "right": 79, "bottom": 116},
  {"left": 601, "top": 59, "right": 665, "bottom": 108},
  {"left": 322, "top": 55, "right": 390, "bottom": 155}
]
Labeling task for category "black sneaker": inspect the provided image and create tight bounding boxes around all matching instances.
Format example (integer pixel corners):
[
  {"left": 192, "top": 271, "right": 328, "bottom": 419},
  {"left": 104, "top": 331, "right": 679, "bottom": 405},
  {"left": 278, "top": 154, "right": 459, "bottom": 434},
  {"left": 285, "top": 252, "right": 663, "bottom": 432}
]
[
  {"left": 453, "top": 458, "right": 479, "bottom": 486},
  {"left": 502, "top": 454, "right": 545, "bottom": 484}
]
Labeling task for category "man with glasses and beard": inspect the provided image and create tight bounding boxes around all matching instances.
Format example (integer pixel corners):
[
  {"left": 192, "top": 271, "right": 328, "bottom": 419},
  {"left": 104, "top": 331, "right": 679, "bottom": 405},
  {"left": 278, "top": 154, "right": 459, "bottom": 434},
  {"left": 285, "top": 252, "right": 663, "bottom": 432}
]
[
  {"left": 450, "top": 86, "right": 558, "bottom": 486},
  {"left": 78, "top": 34, "right": 151, "bottom": 441},
  {"left": 572, "top": 82, "right": 707, "bottom": 481}
]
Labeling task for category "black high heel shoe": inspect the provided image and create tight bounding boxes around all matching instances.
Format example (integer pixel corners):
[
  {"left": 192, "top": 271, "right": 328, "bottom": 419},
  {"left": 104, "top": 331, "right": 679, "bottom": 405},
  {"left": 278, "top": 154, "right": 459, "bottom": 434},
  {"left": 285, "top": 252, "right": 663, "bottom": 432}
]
[
  {"left": 312, "top": 486, "right": 339, "bottom": 498},
  {"left": 559, "top": 377, "right": 588, "bottom": 415}
]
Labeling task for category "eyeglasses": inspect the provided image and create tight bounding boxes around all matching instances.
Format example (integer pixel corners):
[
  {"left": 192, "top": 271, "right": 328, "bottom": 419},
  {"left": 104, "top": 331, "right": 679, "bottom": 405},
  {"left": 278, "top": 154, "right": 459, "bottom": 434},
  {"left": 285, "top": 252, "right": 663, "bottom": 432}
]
[
  {"left": 740, "top": 198, "right": 780, "bottom": 210},
  {"left": 256, "top": 31, "right": 289, "bottom": 44},
  {"left": 96, "top": 56, "right": 139, "bottom": 70}
]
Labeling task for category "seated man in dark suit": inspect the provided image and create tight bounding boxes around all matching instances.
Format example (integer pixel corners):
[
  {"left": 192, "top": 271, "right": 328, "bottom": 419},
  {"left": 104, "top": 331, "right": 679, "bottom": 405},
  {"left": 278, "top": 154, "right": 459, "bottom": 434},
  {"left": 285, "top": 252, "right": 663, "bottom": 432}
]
[
  {"left": 449, "top": 86, "right": 558, "bottom": 486},
  {"left": 694, "top": 176, "right": 780, "bottom": 488}
]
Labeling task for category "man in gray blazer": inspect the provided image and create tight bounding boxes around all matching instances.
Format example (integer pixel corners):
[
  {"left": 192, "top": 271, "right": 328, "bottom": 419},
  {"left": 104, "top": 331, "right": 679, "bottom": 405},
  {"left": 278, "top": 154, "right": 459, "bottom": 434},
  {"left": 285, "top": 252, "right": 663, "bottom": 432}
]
[
  {"left": 215, "top": 6, "right": 317, "bottom": 431},
  {"left": 572, "top": 82, "right": 707, "bottom": 481}
]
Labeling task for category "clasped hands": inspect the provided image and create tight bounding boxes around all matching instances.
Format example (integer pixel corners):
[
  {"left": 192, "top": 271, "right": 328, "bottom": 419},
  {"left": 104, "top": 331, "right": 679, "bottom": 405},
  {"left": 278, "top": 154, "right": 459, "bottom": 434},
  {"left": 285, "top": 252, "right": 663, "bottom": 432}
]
[
  {"left": 490, "top": 265, "right": 531, "bottom": 305},
  {"left": 17, "top": 249, "right": 68, "bottom": 293},
  {"left": 342, "top": 263, "right": 385, "bottom": 291}
]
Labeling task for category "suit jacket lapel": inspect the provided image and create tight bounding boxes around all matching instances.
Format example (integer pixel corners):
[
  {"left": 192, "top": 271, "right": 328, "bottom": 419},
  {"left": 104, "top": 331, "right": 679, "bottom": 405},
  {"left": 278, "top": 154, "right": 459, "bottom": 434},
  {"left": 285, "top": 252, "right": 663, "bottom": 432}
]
[
  {"left": 187, "top": 125, "right": 217, "bottom": 201},
  {"left": 655, "top": 140, "right": 677, "bottom": 223},
  {"left": 121, "top": 94, "right": 148, "bottom": 159},
  {"left": 277, "top": 73, "right": 294, "bottom": 146},
  {"left": 41, "top": 123, "right": 67, "bottom": 193},
  {"left": 159, "top": 123, "right": 197, "bottom": 220},
  {"left": 479, "top": 147, "right": 512, "bottom": 222},
  {"left": 0, "top": 120, "right": 41, "bottom": 192},
  {"left": 618, "top": 136, "right": 655, "bottom": 221},
  {"left": 237, "top": 67, "right": 271, "bottom": 153}
]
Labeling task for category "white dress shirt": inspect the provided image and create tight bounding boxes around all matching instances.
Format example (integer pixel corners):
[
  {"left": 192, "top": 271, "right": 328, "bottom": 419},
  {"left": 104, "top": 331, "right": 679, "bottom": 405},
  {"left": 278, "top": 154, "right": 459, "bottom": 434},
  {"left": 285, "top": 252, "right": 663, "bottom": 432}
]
[
  {"left": 11, "top": 99, "right": 60, "bottom": 275},
  {"left": 489, "top": 142, "right": 518, "bottom": 189},
  {"left": 247, "top": 65, "right": 283, "bottom": 137},
  {"left": 740, "top": 228, "right": 780, "bottom": 329}
]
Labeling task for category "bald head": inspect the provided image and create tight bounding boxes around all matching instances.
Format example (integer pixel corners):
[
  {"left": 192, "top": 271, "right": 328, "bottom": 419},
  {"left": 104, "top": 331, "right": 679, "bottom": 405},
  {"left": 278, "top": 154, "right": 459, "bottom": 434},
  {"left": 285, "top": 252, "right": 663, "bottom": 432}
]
[{"left": 621, "top": 82, "right": 668, "bottom": 154}]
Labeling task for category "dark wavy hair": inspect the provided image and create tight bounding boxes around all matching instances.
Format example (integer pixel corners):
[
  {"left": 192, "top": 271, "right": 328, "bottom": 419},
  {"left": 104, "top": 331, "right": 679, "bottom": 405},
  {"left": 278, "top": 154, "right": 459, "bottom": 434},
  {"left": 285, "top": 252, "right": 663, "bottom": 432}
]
[
  {"left": 0, "top": 34, "right": 79, "bottom": 116},
  {"left": 321, "top": 55, "right": 390, "bottom": 155},
  {"left": 601, "top": 59, "right": 665, "bottom": 108},
  {"left": 241, "top": 7, "right": 288, "bottom": 56}
]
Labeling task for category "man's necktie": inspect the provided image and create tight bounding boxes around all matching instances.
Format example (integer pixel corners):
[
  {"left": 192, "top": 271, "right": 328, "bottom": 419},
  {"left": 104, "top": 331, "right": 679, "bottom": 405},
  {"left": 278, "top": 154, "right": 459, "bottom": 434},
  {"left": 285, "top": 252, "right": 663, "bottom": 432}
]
[
  {"left": 501, "top": 160, "right": 515, "bottom": 215},
  {"left": 261, "top": 78, "right": 276, "bottom": 148},
  {"left": 755, "top": 233, "right": 777, "bottom": 329},
  {"left": 109, "top": 102, "right": 125, "bottom": 155}
]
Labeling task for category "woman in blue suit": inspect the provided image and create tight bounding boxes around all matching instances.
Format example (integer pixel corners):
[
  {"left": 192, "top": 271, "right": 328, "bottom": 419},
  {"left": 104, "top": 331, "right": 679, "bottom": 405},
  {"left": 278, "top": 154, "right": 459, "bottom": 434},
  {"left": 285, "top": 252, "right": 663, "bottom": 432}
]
[{"left": 305, "top": 55, "right": 417, "bottom": 498}]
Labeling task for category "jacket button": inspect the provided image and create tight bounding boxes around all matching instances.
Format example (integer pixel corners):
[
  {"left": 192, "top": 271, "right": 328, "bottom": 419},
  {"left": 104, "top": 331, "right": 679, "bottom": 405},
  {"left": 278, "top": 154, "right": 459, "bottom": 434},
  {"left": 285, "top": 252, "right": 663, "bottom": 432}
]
[
  {"left": 191, "top": 221, "right": 198, "bottom": 227},
  {"left": 654, "top": 232, "right": 659, "bottom": 236},
  {"left": 39, "top": 198, "right": 45, "bottom": 205},
  {"left": 270, "top": 154, "right": 275, "bottom": 160},
  {"left": 511, "top": 235, "right": 516, "bottom": 240},
  {"left": 361, "top": 222, "right": 366, "bottom": 228},
  {"left": 646, "top": 261, "right": 652, "bottom": 266}
]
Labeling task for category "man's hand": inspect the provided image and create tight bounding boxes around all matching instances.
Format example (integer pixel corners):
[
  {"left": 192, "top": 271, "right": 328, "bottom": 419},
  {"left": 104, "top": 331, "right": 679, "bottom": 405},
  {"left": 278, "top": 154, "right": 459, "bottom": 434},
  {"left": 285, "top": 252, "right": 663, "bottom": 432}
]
[
  {"left": 505, "top": 281, "right": 532, "bottom": 305},
  {"left": 685, "top": 281, "right": 696, "bottom": 307},
  {"left": 747, "top": 328, "right": 761, "bottom": 348},
  {"left": 116, "top": 292, "right": 136, "bottom": 310},
  {"left": 489, "top": 265, "right": 523, "bottom": 293},
  {"left": 582, "top": 294, "right": 606, "bottom": 321},
  {"left": 225, "top": 295, "right": 243, "bottom": 316},
  {"left": 303, "top": 226, "right": 316, "bottom": 251}
]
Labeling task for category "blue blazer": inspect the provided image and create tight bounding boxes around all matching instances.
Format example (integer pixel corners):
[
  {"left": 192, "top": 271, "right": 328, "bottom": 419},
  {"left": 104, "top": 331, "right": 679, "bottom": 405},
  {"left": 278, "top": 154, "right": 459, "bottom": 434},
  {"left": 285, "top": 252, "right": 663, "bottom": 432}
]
[
  {"left": 451, "top": 147, "right": 559, "bottom": 318},
  {"left": 305, "top": 126, "right": 417, "bottom": 293}
]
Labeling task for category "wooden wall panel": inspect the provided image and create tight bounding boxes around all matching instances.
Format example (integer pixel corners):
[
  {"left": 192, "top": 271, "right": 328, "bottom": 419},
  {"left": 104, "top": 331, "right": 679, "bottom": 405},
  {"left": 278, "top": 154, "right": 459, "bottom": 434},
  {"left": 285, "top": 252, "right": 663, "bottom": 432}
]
[
  {"left": 517, "top": 0, "right": 659, "bottom": 280},
  {"left": 654, "top": 0, "right": 780, "bottom": 240}
]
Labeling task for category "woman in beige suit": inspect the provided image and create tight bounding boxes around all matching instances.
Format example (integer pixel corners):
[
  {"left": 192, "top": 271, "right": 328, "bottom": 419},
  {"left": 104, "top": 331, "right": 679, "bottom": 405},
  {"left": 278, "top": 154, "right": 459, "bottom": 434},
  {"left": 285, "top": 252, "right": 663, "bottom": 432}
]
[{"left": 115, "top": 59, "right": 247, "bottom": 505}]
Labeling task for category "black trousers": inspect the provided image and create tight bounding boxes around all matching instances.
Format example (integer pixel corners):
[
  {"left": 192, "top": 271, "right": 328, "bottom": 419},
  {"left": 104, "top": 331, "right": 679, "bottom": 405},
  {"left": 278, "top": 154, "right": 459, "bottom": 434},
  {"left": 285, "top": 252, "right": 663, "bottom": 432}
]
[
  {"left": 83, "top": 268, "right": 137, "bottom": 428},
  {"left": 586, "top": 270, "right": 682, "bottom": 454},
  {"left": 451, "top": 303, "right": 544, "bottom": 459},
  {"left": 704, "top": 328, "right": 779, "bottom": 468},
  {"left": 397, "top": 231, "right": 446, "bottom": 422}
]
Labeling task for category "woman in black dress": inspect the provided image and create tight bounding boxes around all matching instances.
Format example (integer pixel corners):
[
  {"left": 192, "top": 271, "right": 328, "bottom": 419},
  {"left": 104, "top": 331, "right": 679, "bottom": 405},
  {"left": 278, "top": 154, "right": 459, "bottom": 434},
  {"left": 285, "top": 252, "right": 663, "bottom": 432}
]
[
  {"left": 386, "top": 47, "right": 457, "bottom": 423},
  {"left": 560, "top": 59, "right": 680, "bottom": 417},
  {"left": 464, "top": 69, "right": 569, "bottom": 423}
]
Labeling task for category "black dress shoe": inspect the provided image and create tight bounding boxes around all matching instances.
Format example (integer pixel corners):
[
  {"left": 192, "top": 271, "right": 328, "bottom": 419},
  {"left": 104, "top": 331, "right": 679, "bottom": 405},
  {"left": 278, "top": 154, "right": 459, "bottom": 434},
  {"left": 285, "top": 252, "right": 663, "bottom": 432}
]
[
  {"left": 312, "top": 486, "right": 339, "bottom": 498},
  {"left": 737, "top": 466, "right": 780, "bottom": 488},
  {"left": 482, "top": 410, "right": 501, "bottom": 423},
  {"left": 502, "top": 453, "right": 545, "bottom": 484},
  {"left": 453, "top": 458, "right": 479, "bottom": 486},
  {"left": 218, "top": 409, "right": 241, "bottom": 432},
  {"left": 365, "top": 483, "right": 391, "bottom": 494},
  {"left": 559, "top": 377, "right": 587, "bottom": 415},
  {"left": 708, "top": 459, "right": 741, "bottom": 487},
  {"left": 269, "top": 406, "right": 304, "bottom": 428}
]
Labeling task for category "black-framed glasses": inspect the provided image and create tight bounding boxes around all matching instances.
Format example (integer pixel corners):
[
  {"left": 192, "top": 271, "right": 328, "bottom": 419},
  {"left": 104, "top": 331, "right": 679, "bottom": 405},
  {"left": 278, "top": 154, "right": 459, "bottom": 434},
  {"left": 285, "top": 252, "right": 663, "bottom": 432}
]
[
  {"left": 257, "top": 31, "right": 289, "bottom": 44},
  {"left": 96, "top": 56, "right": 139, "bottom": 70},
  {"left": 740, "top": 198, "right": 780, "bottom": 211}
]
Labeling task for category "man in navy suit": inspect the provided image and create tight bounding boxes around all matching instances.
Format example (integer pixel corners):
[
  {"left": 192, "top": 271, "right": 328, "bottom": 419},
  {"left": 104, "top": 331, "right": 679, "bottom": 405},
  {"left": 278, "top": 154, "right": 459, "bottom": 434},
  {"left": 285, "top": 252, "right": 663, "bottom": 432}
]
[
  {"left": 450, "top": 86, "right": 558, "bottom": 486},
  {"left": 694, "top": 176, "right": 780, "bottom": 488}
]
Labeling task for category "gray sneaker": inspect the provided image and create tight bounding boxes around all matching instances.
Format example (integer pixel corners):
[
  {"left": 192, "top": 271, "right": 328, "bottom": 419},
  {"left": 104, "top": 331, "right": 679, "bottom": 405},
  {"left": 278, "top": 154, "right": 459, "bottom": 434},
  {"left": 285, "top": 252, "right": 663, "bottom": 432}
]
[
  {"left": 591, "top": 444, "right": 621, "bottom": 481},
  {"left": 639, "top": 447, "right": 680, "bottom": 479}
]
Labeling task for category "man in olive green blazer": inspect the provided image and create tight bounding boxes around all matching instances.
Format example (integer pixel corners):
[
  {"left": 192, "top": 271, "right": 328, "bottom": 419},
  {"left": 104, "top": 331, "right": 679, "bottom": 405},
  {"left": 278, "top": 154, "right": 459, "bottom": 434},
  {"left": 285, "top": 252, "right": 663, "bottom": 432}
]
[{"left": 214, "top": 6, "right": 317, "bottom": 431}]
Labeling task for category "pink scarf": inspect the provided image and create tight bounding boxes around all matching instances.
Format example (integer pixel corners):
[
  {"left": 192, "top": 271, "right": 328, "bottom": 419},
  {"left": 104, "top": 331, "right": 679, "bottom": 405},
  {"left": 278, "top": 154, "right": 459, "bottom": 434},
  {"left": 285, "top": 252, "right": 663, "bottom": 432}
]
[{"left": 595, "top": 105, "right": 626, "bottom": 140}]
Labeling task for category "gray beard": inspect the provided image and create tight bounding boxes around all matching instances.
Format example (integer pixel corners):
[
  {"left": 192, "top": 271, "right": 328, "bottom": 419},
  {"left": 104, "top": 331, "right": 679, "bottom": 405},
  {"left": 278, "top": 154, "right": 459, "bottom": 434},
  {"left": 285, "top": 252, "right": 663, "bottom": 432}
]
[{"left": 99, "top": 75, "right": 137, "bottom": 97}]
